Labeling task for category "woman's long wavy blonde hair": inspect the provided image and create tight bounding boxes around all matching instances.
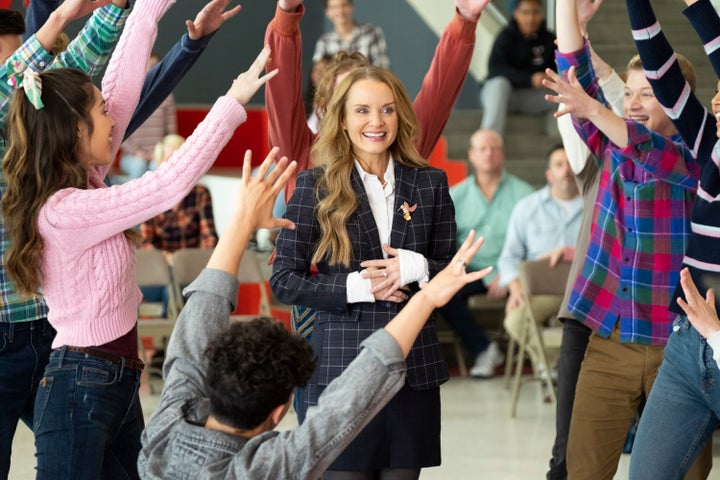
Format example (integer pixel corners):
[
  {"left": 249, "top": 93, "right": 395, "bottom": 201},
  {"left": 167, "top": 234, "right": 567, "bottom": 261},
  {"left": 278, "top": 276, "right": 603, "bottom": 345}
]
[{"left": 310, "top": 67, "right": 428, "bottom": 267}]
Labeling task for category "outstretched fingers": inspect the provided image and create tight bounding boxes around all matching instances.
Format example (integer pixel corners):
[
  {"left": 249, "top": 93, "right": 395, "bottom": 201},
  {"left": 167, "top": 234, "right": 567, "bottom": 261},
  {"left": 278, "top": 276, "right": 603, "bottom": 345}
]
[
  {"left": 252, "top": 147, "right": 279, "bottom": 182},
  {"left": 241, "top": 150, "right": 253, "bottom": 187},
  {"left": 227, "top": 47, "right": 279, "bottom": 105}
]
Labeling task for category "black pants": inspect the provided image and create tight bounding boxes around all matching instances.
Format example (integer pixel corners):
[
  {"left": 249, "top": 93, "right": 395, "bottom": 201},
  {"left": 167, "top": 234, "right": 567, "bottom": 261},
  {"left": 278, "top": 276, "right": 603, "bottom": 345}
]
[{"left": 547, "top": 318, "right": 591, "bottom": 480}]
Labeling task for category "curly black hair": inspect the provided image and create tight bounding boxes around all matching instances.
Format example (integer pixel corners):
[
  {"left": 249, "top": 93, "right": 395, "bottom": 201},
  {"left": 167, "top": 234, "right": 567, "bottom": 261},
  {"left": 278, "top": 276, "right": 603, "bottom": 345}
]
[
  {"left": 0, "top": 9, "right": 25, "bottom": 36},
  {"left": 204, "top": 317, "right": 317, "bottom": 430}
]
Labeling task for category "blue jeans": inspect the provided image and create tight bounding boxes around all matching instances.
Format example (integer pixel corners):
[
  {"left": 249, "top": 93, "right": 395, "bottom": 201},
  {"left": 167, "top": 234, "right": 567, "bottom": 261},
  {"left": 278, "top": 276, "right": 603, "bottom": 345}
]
[
  {"left": 629, "top": 315, "right": 717, "bottom": 479},
  {"left": 0, "top": 319, "right": 55, "bottom": 480},
  {"left": 34, "top": 347, "right": 144, "bottom": 480}
]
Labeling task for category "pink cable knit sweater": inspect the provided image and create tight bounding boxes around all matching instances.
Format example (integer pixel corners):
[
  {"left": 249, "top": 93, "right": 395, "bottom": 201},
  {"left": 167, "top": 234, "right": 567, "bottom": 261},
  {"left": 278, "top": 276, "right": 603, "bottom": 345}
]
[{"left": 38, "top": 0, "right": 247, "bottom": 349}]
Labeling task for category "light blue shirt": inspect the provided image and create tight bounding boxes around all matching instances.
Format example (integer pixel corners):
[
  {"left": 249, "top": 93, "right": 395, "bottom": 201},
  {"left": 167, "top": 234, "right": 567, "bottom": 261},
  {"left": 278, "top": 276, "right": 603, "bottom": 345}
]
[
  {"left": 497, "top": 185, "right": 583, "bottom": 286},
  {"left": 450, "top": 170, "right": 534, "bottom": 280}
]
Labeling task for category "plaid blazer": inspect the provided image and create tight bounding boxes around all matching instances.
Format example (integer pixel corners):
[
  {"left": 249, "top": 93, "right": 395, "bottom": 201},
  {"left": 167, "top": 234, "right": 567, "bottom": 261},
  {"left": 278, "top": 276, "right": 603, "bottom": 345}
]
[{"left": 271, "top": 163, "right": 457, "bottom": 390}]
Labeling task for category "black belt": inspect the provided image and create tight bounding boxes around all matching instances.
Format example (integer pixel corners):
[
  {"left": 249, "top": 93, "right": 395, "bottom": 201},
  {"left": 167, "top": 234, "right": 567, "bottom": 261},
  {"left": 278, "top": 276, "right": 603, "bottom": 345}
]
[{"left": 65, "top": 346, "right": 145, "bottom": 370}]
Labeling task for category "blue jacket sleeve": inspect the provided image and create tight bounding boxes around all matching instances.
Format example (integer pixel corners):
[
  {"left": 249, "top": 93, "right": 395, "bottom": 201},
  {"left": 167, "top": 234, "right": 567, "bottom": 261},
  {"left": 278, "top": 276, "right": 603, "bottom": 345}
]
[
  {"left": 23, "top": 0, "right": 58, "bottom": 40},
  {"left": 124, "top": 32, "right": 214, "bottom": 138}
]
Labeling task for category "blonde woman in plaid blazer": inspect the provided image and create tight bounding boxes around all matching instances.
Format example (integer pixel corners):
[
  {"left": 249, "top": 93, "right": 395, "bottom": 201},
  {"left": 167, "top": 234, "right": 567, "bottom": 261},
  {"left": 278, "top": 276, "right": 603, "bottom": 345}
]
[{"left": 271, "top": 66, "right": 456, "bottom": 480}]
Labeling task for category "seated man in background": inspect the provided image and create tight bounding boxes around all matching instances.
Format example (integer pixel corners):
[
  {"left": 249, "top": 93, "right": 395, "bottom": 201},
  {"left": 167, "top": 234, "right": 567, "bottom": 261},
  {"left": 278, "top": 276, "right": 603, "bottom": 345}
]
[
  {"left": 479, "top": 0, "right": 555, "bottom": 136},
  {"left": 138, "top": 152, "right": 492, "bottom": 479},
  {"left": 439, "top": 129, "right": 533, "bottom": 378},
  {"left": 497, "top": 144, "right": 582, "bottom": 375},
  {"left": 312, "top": 0, "right": 389, "bottom": 68}
]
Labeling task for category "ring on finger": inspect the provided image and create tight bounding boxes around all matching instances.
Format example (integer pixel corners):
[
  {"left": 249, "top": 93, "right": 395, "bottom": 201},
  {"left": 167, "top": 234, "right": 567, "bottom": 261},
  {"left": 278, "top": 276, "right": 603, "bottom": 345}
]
[{"left": 456, "top": 258, "right": 466, "bottom": 267}]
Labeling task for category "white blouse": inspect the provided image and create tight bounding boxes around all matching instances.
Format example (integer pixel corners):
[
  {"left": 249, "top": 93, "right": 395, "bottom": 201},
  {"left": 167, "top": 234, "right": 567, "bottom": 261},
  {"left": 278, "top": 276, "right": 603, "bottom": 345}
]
[{"left": 345, "top": 157, "right": 429, "bottom": 303}]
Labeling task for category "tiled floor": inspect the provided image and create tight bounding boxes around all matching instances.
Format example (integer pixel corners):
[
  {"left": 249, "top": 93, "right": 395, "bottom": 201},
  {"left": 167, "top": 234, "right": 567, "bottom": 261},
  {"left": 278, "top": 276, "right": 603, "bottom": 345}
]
[
  {"left": 0, "top": 377, "right": 656, "bottom": 480},
  {"left": 8, "top": 375, "right": 720, "bottom": 479}
]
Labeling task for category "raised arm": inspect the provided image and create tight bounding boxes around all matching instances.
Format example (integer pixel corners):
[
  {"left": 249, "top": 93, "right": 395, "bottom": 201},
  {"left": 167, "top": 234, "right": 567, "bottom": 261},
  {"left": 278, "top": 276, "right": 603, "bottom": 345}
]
[
  {"left": 547, "top": 0, "right": 624, "bottom": 151},
  {"left": 149, "top": 150, "right": 295, "bottom": 423},
  {"left": 100, "top": 0, "right": 175, "bottom": 167},
  {"left": 264, "top": 0, "right": 314, "bottom": 200},
  {"left": 412, "top": 0, "right": 490, "bottom": 158},
  {"left": 626, "top": 0, "right": 716, "bottom": 163},
  {"left": 0, "top": 0, "right": 120, "bottom": 129},
  {"left": 43, "top": 49, "right": 276, "bottom": 252},
  {"left": 125, "top": 0, "right": 241, "bottom": 138},
  {"left": 50, "top": 0, "right": 130, "bottom": 78},
  {"left": 259, "top": 231, "right": 491, "bottom": 479},
  {"left": 556, "top": 0, "right": 583, "bottom": 52},
  {"left": 684, "top": 0, "right": 720, "bottom": 79}
]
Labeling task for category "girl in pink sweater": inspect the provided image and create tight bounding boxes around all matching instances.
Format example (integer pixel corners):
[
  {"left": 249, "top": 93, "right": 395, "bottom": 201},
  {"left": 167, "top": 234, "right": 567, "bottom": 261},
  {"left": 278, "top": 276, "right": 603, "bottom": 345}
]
[{"left": 1, "top": 0, "right": 278, "bottom": 474}]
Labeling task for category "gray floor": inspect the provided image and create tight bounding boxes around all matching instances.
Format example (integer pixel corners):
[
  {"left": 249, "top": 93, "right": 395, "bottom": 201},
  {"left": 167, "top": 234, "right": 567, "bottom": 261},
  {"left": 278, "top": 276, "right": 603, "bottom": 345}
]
[{"left": 13, "top": 373, "right": 715, "bottom": 479}]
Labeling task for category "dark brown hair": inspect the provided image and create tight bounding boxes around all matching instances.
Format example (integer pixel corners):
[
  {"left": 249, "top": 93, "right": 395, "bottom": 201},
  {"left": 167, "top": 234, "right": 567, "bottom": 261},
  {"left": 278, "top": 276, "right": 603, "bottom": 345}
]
[{"left": 3, "top": 69, "right": 96, "bottom": 295}]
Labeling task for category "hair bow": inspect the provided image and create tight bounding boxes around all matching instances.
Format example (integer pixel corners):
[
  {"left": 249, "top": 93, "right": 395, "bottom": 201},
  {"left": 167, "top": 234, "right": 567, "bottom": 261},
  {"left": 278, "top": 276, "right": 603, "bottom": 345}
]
[{"left": 7, "top": 61, "right": 44, "bottom": 110}]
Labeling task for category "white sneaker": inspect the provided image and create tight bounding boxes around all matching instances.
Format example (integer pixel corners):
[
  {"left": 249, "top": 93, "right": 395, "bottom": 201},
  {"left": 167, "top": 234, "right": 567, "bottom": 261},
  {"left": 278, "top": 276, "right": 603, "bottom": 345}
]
[
  {"left": 470, "top": 341, "right": 504, "bottom": 378},
  {"left": 537, "top": 364, "right": 558, "bottom": 383}
]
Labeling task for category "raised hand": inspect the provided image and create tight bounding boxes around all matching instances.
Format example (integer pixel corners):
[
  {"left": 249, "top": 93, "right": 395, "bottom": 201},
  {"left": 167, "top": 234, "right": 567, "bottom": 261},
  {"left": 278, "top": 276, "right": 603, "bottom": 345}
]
[
  {"left": 237, "top": 147, "right": 296, "bottom": 232},
  {"left": 676, "top": 268, "right": 720, "bottom": 339},
  {"left": 455, "top": 0, "right": 493, "bottom": 22},
  {"left": 186, "top": 0, "right": 241, "bottom": 41},
  {"left": 417, "top": 231, "right": 492, "bottom": 309},
  {"left": 577, "top": 0, "right": 603, "bottom": 34},
  {"left": 227, "top": 47, "right": 279, "bottom": 105},
  {"left": 543, "top": 66, "right": 601, "bottom": 119}
]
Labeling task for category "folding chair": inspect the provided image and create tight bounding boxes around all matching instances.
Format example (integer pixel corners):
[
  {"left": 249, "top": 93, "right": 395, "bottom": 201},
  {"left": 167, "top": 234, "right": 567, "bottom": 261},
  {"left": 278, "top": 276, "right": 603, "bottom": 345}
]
[
  {"left": 169, "top": 248, "right": 215, "bottom": 319},
  {"left": 232, "top": 251, "right": 272, "bottom": 321},
  {"left": 509, "top": 258, "right": 570, "bottom": 418},
  {"left": 134, "top": 248, "right": 174, "bottom": 393}
]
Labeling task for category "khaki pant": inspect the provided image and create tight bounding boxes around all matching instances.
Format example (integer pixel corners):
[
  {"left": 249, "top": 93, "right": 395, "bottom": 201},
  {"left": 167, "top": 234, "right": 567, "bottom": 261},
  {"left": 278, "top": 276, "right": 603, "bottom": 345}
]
[
  {"left": 567, "top": 327, "right": 712, "bottom": 479},
  {"left": 503, "top": 295, "right": 563, "bottom": 371}
]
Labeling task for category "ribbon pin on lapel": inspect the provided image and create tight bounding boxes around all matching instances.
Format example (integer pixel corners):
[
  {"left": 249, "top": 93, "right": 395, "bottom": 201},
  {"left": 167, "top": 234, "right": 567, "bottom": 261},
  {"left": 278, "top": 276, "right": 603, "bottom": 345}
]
[{"left": 398, "top": 202, "right": 417, "bottom": 221}]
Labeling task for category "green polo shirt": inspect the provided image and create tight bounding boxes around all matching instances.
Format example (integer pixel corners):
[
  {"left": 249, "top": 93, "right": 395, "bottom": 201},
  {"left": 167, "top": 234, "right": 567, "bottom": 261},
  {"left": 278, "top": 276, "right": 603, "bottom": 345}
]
[{"left": 450, "top": 170, "right": 533, "bottom": 282}]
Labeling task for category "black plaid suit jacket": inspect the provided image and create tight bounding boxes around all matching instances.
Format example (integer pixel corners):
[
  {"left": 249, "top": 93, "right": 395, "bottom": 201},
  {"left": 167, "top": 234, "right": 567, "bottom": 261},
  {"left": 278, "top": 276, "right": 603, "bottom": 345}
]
[{"left": 271, "top": 162, "right": 457, "bottom": 390}]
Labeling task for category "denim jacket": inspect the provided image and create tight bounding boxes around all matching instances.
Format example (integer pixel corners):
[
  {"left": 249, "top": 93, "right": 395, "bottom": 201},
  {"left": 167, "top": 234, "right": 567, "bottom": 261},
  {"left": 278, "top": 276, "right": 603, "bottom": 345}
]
[{"left": 138, "top": 268, "right": 407, "bottom": 479}]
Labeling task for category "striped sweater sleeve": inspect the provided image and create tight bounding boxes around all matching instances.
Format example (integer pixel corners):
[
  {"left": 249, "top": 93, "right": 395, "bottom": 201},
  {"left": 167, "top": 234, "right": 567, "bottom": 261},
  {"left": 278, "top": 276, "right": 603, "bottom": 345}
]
[{"left": 626, "top": 0, "right": 715, "bottom": 163}]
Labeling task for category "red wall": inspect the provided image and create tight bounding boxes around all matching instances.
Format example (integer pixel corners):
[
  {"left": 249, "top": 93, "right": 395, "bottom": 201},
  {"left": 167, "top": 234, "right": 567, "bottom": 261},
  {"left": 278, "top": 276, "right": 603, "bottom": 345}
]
[{"left": 176, "top": 107, "right": 270, "bottom": 169}]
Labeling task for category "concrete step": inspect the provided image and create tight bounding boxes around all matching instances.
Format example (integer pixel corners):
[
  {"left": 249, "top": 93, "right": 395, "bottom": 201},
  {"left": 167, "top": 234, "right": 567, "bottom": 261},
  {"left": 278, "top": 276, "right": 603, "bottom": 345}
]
[{"left": 443, "top": 109, "right": 559, "bottom": 187}]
